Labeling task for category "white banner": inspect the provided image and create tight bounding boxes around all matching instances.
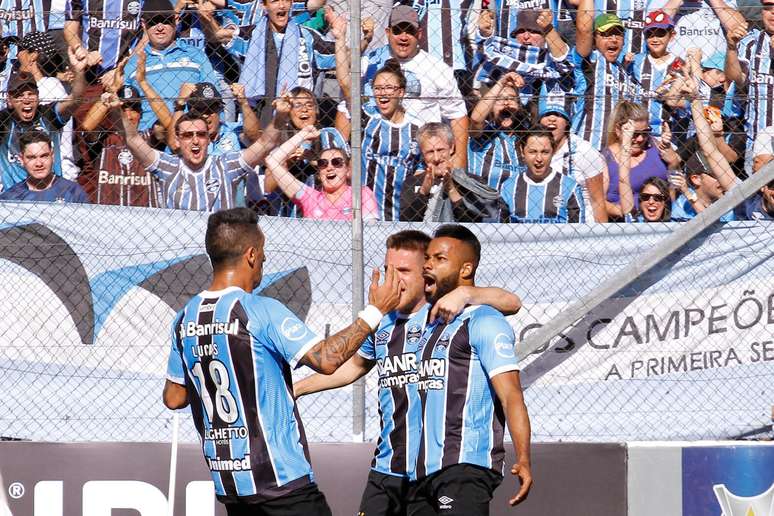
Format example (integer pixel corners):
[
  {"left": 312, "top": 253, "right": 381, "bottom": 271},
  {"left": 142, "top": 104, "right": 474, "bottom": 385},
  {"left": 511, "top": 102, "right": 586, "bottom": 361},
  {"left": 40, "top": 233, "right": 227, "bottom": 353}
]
[{"left": 0, "top": 203, "right": 771, "bottom": 442}]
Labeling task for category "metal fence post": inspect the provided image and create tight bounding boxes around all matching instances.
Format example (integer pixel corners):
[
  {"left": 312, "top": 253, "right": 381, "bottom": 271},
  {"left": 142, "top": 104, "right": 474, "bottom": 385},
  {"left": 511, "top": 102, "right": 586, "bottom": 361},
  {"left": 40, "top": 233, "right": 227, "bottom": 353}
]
[{"left": 349, "top": 0, "right": 366, "bottom": 442}]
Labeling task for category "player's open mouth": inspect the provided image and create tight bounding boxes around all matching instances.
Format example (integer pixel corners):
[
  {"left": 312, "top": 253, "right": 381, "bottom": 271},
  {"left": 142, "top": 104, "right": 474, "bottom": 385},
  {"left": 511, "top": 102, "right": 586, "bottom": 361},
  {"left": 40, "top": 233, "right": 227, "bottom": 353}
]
[{"left": 423, "top": 273, "right": 436, "bottom": 293}]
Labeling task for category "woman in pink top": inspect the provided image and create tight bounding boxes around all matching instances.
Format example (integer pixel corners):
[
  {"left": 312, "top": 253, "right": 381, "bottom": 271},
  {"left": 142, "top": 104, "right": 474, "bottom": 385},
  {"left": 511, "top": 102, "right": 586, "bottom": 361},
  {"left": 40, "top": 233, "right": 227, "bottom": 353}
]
[{"left": 265, "top": 126, "right": 380, "bottom": 221}]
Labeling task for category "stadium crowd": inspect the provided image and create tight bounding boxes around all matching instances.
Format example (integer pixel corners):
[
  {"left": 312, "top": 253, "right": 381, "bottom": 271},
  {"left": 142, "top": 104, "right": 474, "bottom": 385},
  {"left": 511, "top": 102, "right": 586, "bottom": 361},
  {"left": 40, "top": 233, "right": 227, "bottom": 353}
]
[{"left": 0, "top": 0, "right": 773, "bottom": 222}]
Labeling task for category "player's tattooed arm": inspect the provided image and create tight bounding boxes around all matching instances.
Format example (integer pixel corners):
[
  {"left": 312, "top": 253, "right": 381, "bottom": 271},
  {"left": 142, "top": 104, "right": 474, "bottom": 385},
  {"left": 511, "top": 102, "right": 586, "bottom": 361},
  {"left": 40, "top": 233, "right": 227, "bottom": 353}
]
[
  {"left": 299, "top": 319, "right": 373, "bottom": 374},
  {"left": 299, "top": 267, "right": 402, "bottom": 375}
]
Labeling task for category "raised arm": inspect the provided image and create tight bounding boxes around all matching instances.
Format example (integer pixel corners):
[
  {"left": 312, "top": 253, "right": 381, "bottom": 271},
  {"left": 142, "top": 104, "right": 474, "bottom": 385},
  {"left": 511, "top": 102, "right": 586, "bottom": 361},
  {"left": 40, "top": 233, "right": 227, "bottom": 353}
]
[
  {"left": 538, "top": 9, "right": 569, "bottom": 59},
  {"left": 264, "top": 125, "right": 320, "bottom": 199},
  {"left": 491, "top": 371, "right": 532, "bottom": 507},
  {"left": 55, "top": 46, "right": 88, "bottom": 120},
  {"left": 430, "top": 286, "right": 523, "bottom": 322},
  {"left": 689, "top": 97, "right": 736, "bottom": 193},
  {"left": 451, "top": 116, "right": 469, "bottom": 170},
  {"left": 724, "top": 23, "right": 748, "bottom": 87},
  {"left": 575, "top": 0, "right": 594, "bottom": 58},
  {"left": 610, "top": 121, "right": 635, "bottom": 218},
  {"left": 134, "top": 48, "right": 173, "bottom": 133},
  {"left": 120, "top": 102, "right": 159, "bottom": 169},
  {"left": 470, "top": 73, "right": 523, "bottom": 136},
  {"left": 241, "top": 92, "right": 292, "bottom": 168},
  {"left": 231, "top": 83, "right": 260, "bottom": 143},
  {"left": 708, "top": 0, "right": 747, "bottom": 37},
  {"left": 299, "top": 267, "right": 402, "bottom": 374},
  {"left": 294, "top": 353, "right": 375, "bottom": 397}
]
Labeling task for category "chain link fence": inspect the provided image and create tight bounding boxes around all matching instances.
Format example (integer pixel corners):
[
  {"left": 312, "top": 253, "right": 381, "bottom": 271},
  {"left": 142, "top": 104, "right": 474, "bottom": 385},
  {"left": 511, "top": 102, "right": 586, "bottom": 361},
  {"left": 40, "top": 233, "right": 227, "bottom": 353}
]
[{"left": 0, "top": 1, "right": 772, "bottom": 444}]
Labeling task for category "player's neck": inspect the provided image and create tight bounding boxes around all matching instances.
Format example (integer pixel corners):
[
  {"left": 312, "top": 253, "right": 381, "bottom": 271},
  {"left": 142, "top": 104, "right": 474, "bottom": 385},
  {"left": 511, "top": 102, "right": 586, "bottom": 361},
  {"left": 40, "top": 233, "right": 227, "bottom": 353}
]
[{"left": 209, "top": 269, "right": 254, "bottom": 293}]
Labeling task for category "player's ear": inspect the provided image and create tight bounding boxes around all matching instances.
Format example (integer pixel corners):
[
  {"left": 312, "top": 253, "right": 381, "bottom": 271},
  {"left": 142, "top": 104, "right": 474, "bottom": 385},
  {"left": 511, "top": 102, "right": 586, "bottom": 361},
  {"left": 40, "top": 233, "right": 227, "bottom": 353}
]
[
  {"left": 459, "top": 261, "right": 474, "bottom": 281},
  {"left": 245, "top": 246, "right": 257, "bottom": 268}
]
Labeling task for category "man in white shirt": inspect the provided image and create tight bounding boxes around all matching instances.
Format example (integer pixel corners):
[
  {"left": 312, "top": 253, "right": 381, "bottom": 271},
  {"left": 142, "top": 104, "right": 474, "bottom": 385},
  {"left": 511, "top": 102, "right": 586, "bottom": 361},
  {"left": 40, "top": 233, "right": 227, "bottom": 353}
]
[{"left": 361, "top": 5, "right": 470, "bottom": 169}]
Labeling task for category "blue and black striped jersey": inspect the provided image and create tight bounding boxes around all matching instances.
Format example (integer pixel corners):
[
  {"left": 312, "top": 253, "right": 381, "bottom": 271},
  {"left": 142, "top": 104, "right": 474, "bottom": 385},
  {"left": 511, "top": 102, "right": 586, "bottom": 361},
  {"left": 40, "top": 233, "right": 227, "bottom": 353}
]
[
  {"left": 166, "top": 287, "right": 322, "bottom": 503},
  {"left": 468, "top": 126, "right": 522, "bottom": 190},
  {"left": 358, "top": 305, "right": 430, "bottom": 477},
  {"left": 737, "top": 29, "right": 774, "bottom": 151},
  {"left": 362, "top": 114, "right": 421, "bottom": 221},
  {"left": 631, "top": 52, "right": 674, "bottom": 134},
  {"left": 413, "top": 305, "right": 519, "bottom": 480},
  {"left": 500, "top": 168, "right": 584, "bottom": 223}
]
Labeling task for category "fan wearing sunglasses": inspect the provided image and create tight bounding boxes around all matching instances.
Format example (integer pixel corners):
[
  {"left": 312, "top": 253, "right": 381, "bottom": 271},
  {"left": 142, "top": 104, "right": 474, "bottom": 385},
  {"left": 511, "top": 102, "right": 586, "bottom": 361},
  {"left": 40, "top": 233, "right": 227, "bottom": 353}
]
[
  {"left": 265, "top": 125, "right": 379, "bottom": 221},
  {"left": 628, "top": 177, "right": 672, "bottom": 222},
  {"left": 603, "top": 101, "right": 680, "bottom": 220}
]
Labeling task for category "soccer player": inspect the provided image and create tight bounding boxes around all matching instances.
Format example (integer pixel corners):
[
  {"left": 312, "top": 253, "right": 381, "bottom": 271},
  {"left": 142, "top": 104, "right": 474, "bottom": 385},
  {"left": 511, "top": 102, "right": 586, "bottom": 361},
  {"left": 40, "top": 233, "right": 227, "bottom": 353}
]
[
  {"left": 163, "top": 207, "right": 402, "bottom": 515},
  {"left": 571, "top": 0, "right": 641, "bottom": 149},
  {"left": 500, "top": 127, "right": 584, "bottom": 223},
  {"left": 294, "top": 229, "right": 521, "bottom": 516},
  {"left": 120, "top": 91, "right": 289, "bottom": 211},
  {"left": 0, "top": 130, "right": 88, "bottom": 203},
  {"left": 413, "top": 225, "right": 532, "bottom": 514}
]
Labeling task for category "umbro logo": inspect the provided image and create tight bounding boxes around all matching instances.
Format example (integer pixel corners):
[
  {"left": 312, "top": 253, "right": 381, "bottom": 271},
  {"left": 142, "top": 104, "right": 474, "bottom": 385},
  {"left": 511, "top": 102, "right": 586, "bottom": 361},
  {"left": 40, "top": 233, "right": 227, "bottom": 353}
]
[{"left": 438, "top": 495, "right": 454, "bottom": 509}]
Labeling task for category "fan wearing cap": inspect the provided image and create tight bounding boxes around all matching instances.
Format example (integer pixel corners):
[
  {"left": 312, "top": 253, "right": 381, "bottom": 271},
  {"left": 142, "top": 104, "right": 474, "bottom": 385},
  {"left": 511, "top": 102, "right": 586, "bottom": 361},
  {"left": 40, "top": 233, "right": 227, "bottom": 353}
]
[
  {"left": 168, "top": 81, "right": 259, "bottom": 158},
  {"left": 0, "top": 130, "right": 88, "bottom": 204},
  {"left": 120, "top": 81, "right": 290, "bottom": 211},
  {"left": 75, "top": 85, "right": 163, "bottom": 207},
  {"left": 629, "top": 10, "right": 679, "bottom": 136},
  {"left": 468, "top": 72, "right": 528, "bottom": 190},
  {"left": 538, "top": 87, "right": 609, "bottom": 222},
  {"left": 486, "top": 0, "right": 577, "bottom": 44},
  {"left": 0, "top": 46, "right": 87, "bottom": 193},
  {"left": 122, "top": 0, "right": 222, "bottom": 132},
  {"left": 475, "top": 9, "right": 572, "bottom": 106},
  {"left": 570, "top": 0, "right": 642, "bottom": 149},
  {"left": 361, "top": 5, "right": 469, "bottom": 170}
]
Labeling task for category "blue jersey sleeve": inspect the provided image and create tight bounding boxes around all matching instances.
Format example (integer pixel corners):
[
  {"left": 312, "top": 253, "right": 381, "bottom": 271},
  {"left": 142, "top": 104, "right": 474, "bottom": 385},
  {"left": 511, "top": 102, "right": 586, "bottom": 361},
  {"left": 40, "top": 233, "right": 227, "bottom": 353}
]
[
  {"left": 252, "top": 297, "right": 322, "bottom": 369},
  {"left": 166, "top": 312, "right": 186, "bottom": 385},
  {"left": 358, "top": 334, "right": 376, "bottom": 361},
  {"left": 468, "top": 308, "right": 519, "bottom": 379}
]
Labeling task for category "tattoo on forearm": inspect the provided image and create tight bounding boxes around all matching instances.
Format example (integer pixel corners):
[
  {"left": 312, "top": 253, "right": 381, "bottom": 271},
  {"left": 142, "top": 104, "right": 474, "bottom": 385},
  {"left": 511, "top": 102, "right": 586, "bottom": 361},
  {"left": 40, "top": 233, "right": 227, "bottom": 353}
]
[{"left": 303, "top": 320, "right": 371, "bottom": 371}]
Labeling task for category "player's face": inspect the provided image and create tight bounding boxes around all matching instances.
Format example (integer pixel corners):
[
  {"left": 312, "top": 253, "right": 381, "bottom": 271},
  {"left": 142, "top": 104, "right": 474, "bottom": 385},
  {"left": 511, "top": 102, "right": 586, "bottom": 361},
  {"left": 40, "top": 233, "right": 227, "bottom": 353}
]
[
  {"left": 492, "top": 86, "right": 520, "bottom": 129},
  {"left": 372, "top": 72, "right": 404, "bottom": 119},
  {"left": 9, "top": 89, "right": 39, "bottom": 122},
  {"left": 522, "top": 135, "right": 554, "bottom": 180},
  {"left": 638, "top": 184, "right": 667, "bottom": 222},
  {"left": 540, "top": 114, "right": 568, "bottom": 143},
  {"left": 419, "top": 135, "right": 453, "bottom": 168},
  {"left": 144, "top": 15, "right": 177, "bottom": 50},
  {"left": 385, "top": 247, "right": 425, "bottom": 313},
  {"left": 423, "top": 237, "right": 465, "bottom": 305},
  {"left": 317, "top": 149, "right": 349, "bottom": 193},
  {"left": 177, "top": 119, "right": 209, "bottom": 169},
  {"left": 644, "top": 28, "right": 673, "bottom": 57},
  {"left": 514, "top": 28, "right": 545, "bottom": 47},
  {"left": 387, "top": 23, "right": 420, "bottom": 60},
  {"left": 595, "top": 27, "right": 624, "bottom": 63},
  {"left": 20, "top": 141, "right": 54, "bottom": 181},
  {"left": 264, "top": 0, "right": 291, "bottom": 31},
  {"left": 289, "top": 93, "right": 317, "bottom": 129}
]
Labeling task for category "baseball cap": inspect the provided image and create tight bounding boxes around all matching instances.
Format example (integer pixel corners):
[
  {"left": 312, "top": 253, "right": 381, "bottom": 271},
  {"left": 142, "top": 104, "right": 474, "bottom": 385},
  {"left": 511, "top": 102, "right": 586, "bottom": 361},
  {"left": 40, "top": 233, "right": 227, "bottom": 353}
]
[
  {"left": 511, "top": 10, "right": 543, "bottom": 36},
  {"left": 19, "top": 32, "right": 57, "bottom": 56},
  {"left": 594, "top": 13, "right": 624, "bottom": 33},
  {"left": 389, "top": 5, "right": 419, "bottom": 29},
  {"left": 118, "top": 84, "right": 142, "bottom": 112},
  {"left": 644, "top": 10, "right": 674, "bottom": 31},
  {"left": 7, "top": 72, "right": 38, "bottom": 95},
  {"left": 187, "top": 82, "right": 223, "bottom": 114},
  {"left": 538, "top": 87, "right": 570, "bottom": 120},
  {"left": 701, "top": 52, "right": 726, "bottom": 71},
  {"left": 142, "top": 0, "right": 174, "bottom": 22}
]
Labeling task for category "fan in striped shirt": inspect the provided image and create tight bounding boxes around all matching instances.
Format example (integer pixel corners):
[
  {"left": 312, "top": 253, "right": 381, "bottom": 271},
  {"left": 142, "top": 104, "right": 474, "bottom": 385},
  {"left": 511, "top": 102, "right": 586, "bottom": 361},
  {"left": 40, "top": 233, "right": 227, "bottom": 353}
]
[
  {"left": 469, "top": 72, "right": 527, "bottom": 190},
  {"left": 121, "top": 92, "right": 290, "bottom": 211},
  {"left": 570, "top": 1, "right": 642, "bottom": 150},
  {"left": 500, "top": 127, "right": 584, "bottom": 222}
]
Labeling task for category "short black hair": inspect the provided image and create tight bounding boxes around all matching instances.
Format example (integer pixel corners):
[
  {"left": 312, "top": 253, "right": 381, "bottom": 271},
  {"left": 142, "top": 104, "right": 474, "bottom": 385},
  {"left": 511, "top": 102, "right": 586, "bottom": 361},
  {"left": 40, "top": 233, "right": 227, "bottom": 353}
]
[
  {"left": 519, "top": 126, "right": 557, "bottom": 150},
  {"left": 205, "top": 208, "right": 262, "bottom": 269},
  {"left": 386, "top": 230, "right": 431, "bottom": 252},
  {"left": 433, "top": 224, "right": 481, "bottom": 266},
  {"left": 174, "top": 111, "right": 208, "bottom": 134},
  {"left": 19, "top": 130, "right": 52, "bottom": 153}
]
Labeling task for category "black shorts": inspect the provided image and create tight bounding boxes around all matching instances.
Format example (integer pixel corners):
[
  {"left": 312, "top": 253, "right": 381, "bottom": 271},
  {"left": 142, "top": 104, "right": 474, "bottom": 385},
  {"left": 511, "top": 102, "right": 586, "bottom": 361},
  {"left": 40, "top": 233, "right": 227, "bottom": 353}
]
[
  {"left": 224, "top": 483, "right": 332, "bottom": 516},
  {"left": 413, "top": 464, "right": 503, "bottom": 516},
  {"left": 358, "top": 470, "right": 435, "bottom": 516}
]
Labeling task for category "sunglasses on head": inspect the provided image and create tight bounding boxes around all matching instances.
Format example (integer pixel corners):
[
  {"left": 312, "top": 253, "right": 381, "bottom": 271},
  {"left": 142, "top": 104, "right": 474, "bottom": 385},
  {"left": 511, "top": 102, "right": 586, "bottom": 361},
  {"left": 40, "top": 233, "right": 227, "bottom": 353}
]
[
  {"left": 390, "top": 23, "right": 418, "bottom": 37},
  {"left": 147, "top": 15, "right": 176, "bottom": 27},
  {"left": 639, "top": 192, "right": 667, "bottom": 202},
  {"left": 317, "top": 157, "right": 346, "bottom": 169},
  {"left": 177, "top": 130, "right": 208, "bottom": 139}
]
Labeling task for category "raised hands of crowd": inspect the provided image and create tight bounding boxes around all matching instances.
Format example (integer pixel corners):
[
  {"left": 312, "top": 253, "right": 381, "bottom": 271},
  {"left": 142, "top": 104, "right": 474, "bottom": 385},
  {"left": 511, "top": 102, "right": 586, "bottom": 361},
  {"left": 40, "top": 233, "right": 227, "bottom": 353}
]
[{"left": 478, "top": 9, "right": 494, "bottom": 38}]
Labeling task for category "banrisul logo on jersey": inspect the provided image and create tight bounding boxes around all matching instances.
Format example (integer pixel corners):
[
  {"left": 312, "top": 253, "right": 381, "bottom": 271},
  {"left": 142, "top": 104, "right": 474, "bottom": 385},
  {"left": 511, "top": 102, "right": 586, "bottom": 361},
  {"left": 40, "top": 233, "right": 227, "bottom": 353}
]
[{"left": 682, "top": 446, "right": 774, "bottom": 516}]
